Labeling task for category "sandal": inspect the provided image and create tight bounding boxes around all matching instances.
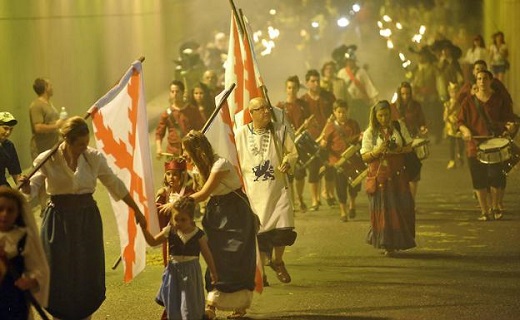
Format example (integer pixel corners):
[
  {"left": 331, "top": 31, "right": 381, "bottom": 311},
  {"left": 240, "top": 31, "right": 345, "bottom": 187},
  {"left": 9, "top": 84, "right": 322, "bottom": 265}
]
[
  {"left": 477, "top": 213, "right": 492, "bottom": 221},
  {"left": 270, "top": 261, "right": 291, "bottom": 283},
  {"left": 494, "top": 209, "right": 503, "bottom": 220},
  {"left": 205, "top": 307, "right": 216, "bottom": 320},
  {"left": 227, "top": 309, "right": 246, "bottom": 319},
  {"left": 263, "top": 274, "right": 270, "bottom": 287},
  {"left": 309, "top": 203, "right": 320, "bottom": 211},
  {"left": 383, "top": 249, "right": 396, "bottom": 257}
]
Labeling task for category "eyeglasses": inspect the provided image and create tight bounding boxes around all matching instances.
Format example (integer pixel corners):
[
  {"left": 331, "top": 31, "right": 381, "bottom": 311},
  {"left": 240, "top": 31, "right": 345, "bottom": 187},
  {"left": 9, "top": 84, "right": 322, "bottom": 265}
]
[{"left": 250, "top": 105, "right": 271, "bottom": 113}]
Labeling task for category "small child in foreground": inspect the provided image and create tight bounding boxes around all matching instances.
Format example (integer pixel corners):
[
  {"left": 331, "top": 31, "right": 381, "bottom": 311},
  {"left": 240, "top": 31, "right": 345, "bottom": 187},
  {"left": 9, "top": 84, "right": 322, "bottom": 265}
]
[
  {"left": 140, "top": 196, "right": 217, "bottom": 320},
  {"left": 0, "top": 186, "right": 49, "bottom": 320}
]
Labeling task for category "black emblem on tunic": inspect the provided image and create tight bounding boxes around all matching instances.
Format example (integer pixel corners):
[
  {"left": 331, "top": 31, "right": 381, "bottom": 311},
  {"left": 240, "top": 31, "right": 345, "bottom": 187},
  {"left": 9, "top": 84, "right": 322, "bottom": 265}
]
[{"left": 252, "top": 160, "right": 275, "bottom": 181}]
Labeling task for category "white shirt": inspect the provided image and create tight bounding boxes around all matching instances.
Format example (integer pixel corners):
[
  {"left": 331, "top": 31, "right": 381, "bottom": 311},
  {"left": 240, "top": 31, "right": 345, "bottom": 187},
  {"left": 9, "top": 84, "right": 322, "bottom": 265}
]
[
  {"left": 29, "top": 145, "right": 128, "bottom": 200},
  {"left": 361, "top": 121, "right": 412, "bottom": 154},
  {"left": 464, "top": 47, "right": 487, "bottom": 65},
  {"left": 337, "top": 67, "right": 379, "bottom": 101},
  {"left": 209, "top": 156, "right": 242, "bottom": 196},
  {"left": 489, "top": 44, "right": 507, "bottom": 66}
]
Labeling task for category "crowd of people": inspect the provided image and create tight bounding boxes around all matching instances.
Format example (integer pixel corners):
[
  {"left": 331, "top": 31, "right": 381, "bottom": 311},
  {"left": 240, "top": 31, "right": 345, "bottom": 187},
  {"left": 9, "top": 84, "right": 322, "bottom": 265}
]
[{"left": 0, "top": 6, "right": 518, "bottom": 320}]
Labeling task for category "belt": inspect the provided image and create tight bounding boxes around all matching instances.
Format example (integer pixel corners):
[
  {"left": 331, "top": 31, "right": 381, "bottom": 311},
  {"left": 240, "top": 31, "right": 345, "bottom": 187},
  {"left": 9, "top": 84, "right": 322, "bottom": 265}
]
[{"left": 50, "top": 193, "right": 95, "bottom": 208}]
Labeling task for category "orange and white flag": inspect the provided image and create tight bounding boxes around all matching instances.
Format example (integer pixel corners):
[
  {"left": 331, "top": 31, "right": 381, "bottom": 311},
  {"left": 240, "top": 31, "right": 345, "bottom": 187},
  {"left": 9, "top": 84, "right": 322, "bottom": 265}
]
[
  {"left": 89, "top": 60, "right": 158, "bottom": 282},
  {"left": 225, "top": 12, "right": 264, "bottom": 128}
]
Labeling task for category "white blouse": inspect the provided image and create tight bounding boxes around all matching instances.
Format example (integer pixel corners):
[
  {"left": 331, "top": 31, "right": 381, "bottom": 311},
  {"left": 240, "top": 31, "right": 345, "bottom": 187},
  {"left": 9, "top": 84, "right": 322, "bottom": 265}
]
[
  {"left": 489, "top": 44, "right": 507, "bottom": 66},
  {"left": 361, "top": 122, "right": 412, "bottom": 154},
  {"left": 464, "top": 47, "right": 487, "bottom": 65},
  {"left": 208, "top": 156, "right": 242, "bottom": 196},
  {"left": 30, "top": 146, "right": 128, "bottom": 201}
]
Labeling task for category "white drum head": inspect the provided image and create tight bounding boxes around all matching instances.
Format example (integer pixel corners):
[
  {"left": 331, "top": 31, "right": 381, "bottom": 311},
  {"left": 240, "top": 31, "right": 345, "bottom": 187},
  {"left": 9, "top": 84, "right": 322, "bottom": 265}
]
[{"left": 479, "top": 138, "right": 509, "bottom": 150}]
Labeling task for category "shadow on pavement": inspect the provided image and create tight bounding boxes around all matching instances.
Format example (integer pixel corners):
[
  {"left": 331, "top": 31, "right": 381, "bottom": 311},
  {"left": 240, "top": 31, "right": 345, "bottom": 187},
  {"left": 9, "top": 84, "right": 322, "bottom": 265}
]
[
  {"left": 393, "top": 251, "right": 520, "bottom": 263},
  {"left": 250, "top": 301, "right": 481, "bottom": 319},
  {"left": 249, "top": 316, "right": 390, "bottom": 320}
]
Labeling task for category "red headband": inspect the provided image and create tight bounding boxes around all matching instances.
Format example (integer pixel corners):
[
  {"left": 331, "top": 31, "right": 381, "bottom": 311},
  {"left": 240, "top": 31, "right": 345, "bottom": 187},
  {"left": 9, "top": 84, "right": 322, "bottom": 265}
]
[{"left": 164, "top": 158, "right": 187, "bottom": 171}]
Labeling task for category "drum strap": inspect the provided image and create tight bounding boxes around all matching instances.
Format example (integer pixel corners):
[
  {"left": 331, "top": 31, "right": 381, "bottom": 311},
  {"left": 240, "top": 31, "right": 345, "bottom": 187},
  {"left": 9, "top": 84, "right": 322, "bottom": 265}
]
[
  {"left": 473, "top": 96, "right": 495, "bottom": 136},
  {"left": 166, "top": 108, "right": 185, "bottom": 141},
  {"left": 392, "top": 121, "right": 410, "bottom": 145},
  {"left": 344, "top": 66, "right": 369, "bottom": 102}
]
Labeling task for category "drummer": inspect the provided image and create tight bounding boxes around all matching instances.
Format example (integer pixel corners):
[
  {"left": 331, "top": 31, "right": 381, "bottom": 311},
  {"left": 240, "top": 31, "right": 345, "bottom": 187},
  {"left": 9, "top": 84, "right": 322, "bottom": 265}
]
[
  {"left": 390, "top": 82, "right": 428, "bottom": 200},
  {"left": 458, "top": 69, "right": 516, "bottom": 221},
  {"left": 319, "top": 100, "right": 362, "bottom": 221},
  {"left": 277, "top": 75, "right": 311, "bottom": 211},
  {"left": 300, "top": 69, "right": 336, "bottom": 210}
]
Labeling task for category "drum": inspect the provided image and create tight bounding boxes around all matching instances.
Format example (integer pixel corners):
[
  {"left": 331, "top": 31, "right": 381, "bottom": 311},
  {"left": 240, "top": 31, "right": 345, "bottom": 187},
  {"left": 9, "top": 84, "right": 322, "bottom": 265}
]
[
  {"left": 295, "top": 131, "right": 322, "bottom": 168},
  {"left": 334, "top": 144, "right": 361, "bottom": 168},
  {"left": 412, "top": 138, "right": 430, "bottom": 160},
  {"left": 340, "top": 152, "right": 368, "bottom": 187},
  {"left": 503, "top": 142, "right": 520, "bottom": 173},
  {"left": 477, "top": 138, "right": 512, "bottom": 164}
]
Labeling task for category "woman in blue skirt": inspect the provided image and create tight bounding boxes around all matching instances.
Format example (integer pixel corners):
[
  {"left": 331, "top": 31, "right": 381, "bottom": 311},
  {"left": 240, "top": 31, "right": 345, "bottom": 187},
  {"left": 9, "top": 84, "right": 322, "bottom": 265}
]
[{"left": 21, "top": 116, "right": 147, "bottom": 319}]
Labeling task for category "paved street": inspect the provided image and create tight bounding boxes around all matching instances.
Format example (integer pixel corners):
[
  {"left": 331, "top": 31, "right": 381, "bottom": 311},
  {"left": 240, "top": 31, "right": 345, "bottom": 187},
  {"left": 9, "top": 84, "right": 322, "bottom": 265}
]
[
  {"left": 244, "top": 139, "right": 520, "bottom": 320},
  {"left": 95, "top": 133, "right": 520, "bottom": 320},
  {"left": 74, "top": 98, "right": 520, "bottom": 320}
]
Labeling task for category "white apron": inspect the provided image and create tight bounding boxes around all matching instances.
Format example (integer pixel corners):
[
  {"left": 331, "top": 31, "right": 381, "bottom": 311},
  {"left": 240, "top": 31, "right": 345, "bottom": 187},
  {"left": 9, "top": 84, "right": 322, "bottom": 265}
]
[{"left": 235, "top": 122, "right": 297, "bottom": 233}]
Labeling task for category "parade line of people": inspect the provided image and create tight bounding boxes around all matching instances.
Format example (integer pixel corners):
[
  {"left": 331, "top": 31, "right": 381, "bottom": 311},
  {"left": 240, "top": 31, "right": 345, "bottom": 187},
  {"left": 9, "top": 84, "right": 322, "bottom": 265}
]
[{"left": 1, "top": 35, "right": 518, "bottom": 320}]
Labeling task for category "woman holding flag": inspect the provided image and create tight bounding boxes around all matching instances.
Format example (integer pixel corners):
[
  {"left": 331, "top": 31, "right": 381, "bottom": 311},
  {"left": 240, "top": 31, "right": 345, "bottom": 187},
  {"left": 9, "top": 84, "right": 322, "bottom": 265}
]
[
  {"left": 182, "top": 130, "right": 257, "bottom": 319},
  {"left": 20, "top": 116, "right": 147, "bottom": 320}
]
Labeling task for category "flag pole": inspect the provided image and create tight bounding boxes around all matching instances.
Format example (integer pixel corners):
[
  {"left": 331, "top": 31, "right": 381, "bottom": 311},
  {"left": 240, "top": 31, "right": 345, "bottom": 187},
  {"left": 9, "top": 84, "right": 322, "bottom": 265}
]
[
  {"left": 237, "top": 8, "right": 294, "bottom": 205},
  {"left": 228, "top": 0, "right": 245, "bottom": 36},
  {"left": 17, "top": 56, "right": 146, "bottom": 191},
  {"left": 201, "top": 83, "right": 236, "bottom": 134}
]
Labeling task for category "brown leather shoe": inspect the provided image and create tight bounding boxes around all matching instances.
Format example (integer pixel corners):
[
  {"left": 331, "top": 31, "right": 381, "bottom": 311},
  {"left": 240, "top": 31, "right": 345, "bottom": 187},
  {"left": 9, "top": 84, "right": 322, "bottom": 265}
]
[{"left": 270, "top": 261, "right": 291, "bottom": 283}]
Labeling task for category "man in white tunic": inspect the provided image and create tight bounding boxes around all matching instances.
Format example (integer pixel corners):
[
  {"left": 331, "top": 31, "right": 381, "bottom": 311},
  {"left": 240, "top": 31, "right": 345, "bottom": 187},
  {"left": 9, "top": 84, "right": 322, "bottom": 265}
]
[
  {"left": 337, "top": 47, "right": 379, "bottom": 129},
  {"left": 235, "top": 97, "right": 298, "bottom": 284}
]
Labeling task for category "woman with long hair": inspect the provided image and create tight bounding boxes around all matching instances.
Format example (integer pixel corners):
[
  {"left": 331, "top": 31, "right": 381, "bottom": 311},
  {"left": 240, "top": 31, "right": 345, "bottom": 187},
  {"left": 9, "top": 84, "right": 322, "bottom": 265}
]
[
  {"left": 465, "top": 35, "right": 487, "bottom": 65},
  {"left": 390, "top": 82, "right": 428, "bottom": 200},
  {"left": 189, "top": 82, "right": 214, "bottom": 122},
  {"left": 489, "top": 31, "right": 509, "bottom": 82},
  {"left": 182, "top": 130, "right": 257, "bottom": 319},
  {"left": 361, "top": 101, "right": 416, "bottom": 256}
]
